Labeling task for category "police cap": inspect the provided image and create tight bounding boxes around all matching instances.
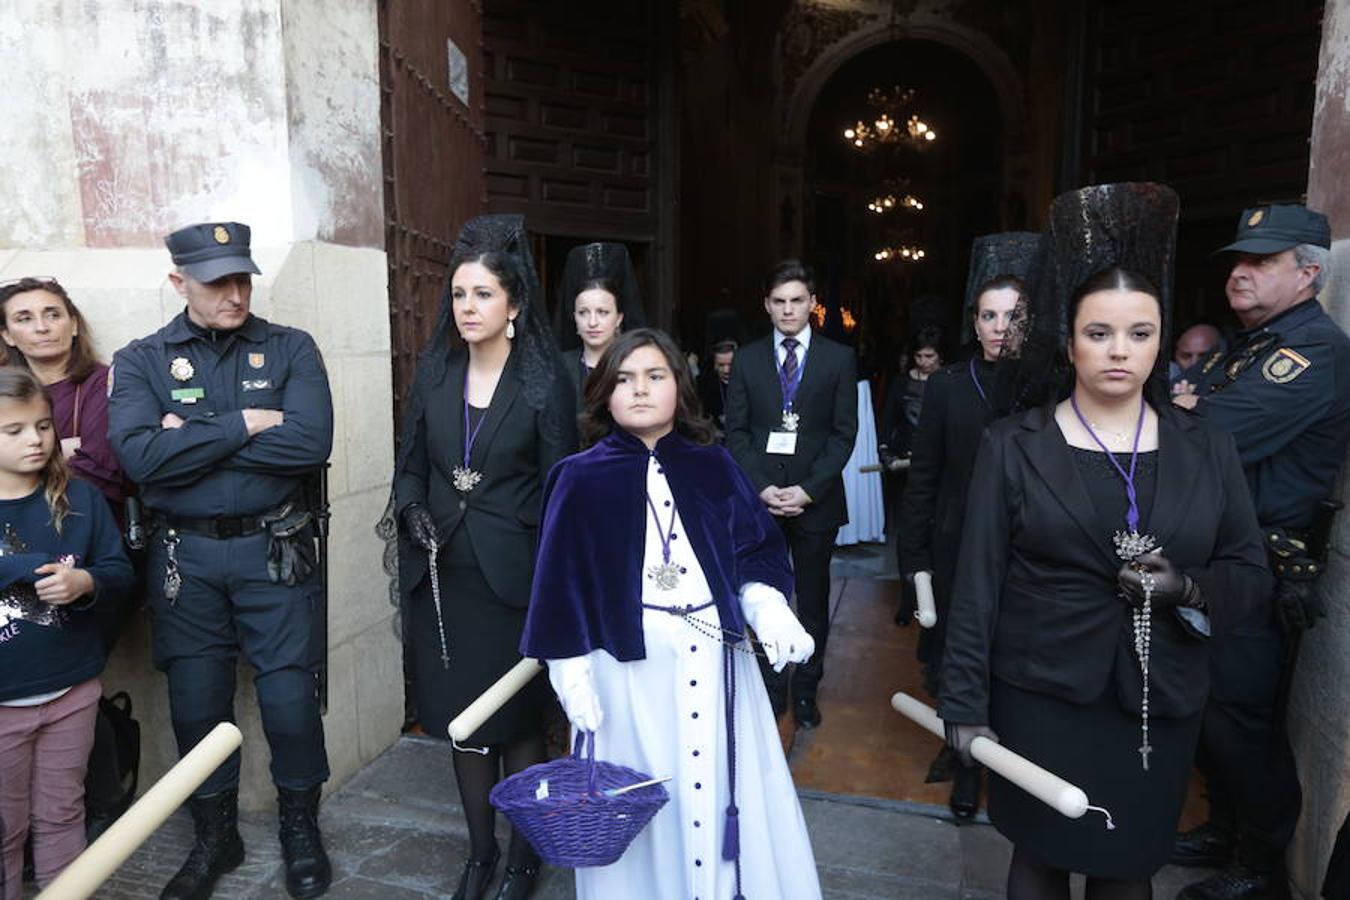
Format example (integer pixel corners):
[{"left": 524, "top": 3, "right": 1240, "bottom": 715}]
[
  {"left": 1217, "top": 204, "right": 1331, "bottom": 255},
  {"left": 165, "top": 222, "right": 262, "bottom": 283}
]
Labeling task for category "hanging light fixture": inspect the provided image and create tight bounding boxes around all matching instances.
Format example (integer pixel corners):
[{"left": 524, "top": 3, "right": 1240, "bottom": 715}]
[
  {"left": 842, "top": 86, "right": 937, "bottom": 152},
  {"left": 873, "top": 245, "right": 927, "bottom": 263}
]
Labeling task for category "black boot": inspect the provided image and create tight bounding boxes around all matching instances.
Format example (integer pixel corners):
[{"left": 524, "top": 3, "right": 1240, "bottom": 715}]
[
  {"left": 1177, "top": 836, "right": 1291, "bottom": 900},
  {"left": 278, "top": 786, "right": 332, "bottom": 899},
  {"left": 1172, "top": 820, "right": 1237, "bottom": 868},
  {"left": 493, "top": 862, "right": 539, "bottom": 900},
  {"left": 160, "top": 791, "right": 245, "bottom": 900},
  {"left": 451, "top": 845, "right": 500, "bottom": 900}
]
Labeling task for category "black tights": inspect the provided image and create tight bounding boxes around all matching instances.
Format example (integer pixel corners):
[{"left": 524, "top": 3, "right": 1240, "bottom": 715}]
[
  {"left": 452, "top": 731, "right": 547, "bottom": 869},
  {"left": 1007, "top": 845, "right": 1152, "bottom": 900}
]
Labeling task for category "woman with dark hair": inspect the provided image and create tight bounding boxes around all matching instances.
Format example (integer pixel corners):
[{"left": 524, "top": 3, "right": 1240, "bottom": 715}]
[
  {"left": 555, "top": 242, "right": 645, "bottom": 399},
  {"left": 390, "top": 215, "right": 576, "bottom": 900},
  {"left": 938, "top": 262, "right": 1268, "bottom": 899},
  {"left": 897, "top": 233, "right": 1040, "bottom": 819},
  {"left": 0, "top": 278, "right": 132, "bottom": 519},
  {"left": 522, "top": 327, "right": 821, "bottom": 900},
  {"left": 879, "top": 325, "right": 943, "bottom": 471}
]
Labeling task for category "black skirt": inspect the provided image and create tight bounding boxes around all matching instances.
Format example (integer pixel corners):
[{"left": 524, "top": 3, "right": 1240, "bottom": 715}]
[
  {"left": 408, "top": 527, "right": 547, "bottom": 745},
  {"left": 988, "top": 677, "right": 1202, "bottom": 880}
]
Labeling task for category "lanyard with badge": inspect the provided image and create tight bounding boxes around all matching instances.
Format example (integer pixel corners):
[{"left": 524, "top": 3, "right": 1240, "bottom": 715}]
[{"left": 766, "top": 340, "right": 804, "bottom": 455}]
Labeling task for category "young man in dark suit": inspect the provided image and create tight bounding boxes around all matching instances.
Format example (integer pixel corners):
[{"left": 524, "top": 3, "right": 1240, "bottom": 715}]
[{"left": 724, "top": 260, "right": 858, "bottom": 728}]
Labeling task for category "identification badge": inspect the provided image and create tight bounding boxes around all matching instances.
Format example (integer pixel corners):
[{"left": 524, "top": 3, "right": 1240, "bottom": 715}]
[
  {"left": 766, "top": 431, "right": 797, "bottom": 455},
  {"left": 171, "top": 387, "right": 205, "bottom": 404}
]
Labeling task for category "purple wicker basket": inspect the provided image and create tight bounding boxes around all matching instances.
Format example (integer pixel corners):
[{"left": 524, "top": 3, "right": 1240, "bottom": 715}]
[{"left": 489, "top": 731, "right": 669, "bottom": 868}]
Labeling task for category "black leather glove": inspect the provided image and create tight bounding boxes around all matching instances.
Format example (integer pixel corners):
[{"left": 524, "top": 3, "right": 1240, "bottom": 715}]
[
  {"left": 402, "top": 504, "right": 441, "bottom": 552},
  {"left": 944, "top": 721, "right": 998, "bottom": 767},
  {"left": 1274, "top": 579, "right": 1325, "bottom": 636},
  {"left": 1117, "top": 551, "right": 1197, "bottom": 610},
  {"left": 262, "top": 503, "right": 317, "bottom": 586}
]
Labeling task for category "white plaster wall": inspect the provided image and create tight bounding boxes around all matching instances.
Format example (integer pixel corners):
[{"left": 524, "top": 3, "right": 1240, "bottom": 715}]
[{"left": 0, "top": 0, "right": 397, "bottom": 812}]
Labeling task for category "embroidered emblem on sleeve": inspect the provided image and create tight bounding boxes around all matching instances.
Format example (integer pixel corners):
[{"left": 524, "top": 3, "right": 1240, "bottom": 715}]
[{"left": 1261, "top": 348, "right": 1311, "bottom": 384}]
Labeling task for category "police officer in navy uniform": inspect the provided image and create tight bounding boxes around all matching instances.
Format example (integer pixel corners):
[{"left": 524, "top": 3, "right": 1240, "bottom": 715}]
[
  {"left": 1171, "top": 205, "right": 1350, "bottom": 900},
  {"left": 108, "top": 222, "right": 334, "bottom": 900}
]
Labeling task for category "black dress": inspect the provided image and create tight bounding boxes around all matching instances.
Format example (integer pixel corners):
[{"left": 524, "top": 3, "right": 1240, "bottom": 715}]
[
  {"left": 897, "top": 359, "right": 995, "bottom": 687},
  {"left": 988, "top": 448, "right": 1202, "bottom": 879}
]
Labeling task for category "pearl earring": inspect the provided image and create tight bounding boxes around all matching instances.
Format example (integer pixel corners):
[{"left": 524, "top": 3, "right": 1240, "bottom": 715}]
[{"left": 506, "top": 319, "right": 516, "bottom": 340}]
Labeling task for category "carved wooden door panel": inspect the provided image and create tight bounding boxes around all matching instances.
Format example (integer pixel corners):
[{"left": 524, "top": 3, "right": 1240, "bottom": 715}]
[{"left": 379, "top": 0, "right": 486, "bottom": 426}]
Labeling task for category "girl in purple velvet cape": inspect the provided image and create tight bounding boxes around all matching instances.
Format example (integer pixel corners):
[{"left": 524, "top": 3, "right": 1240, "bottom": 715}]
[{"left": 520, "top": 328, "right": 822, "bottom": 899}]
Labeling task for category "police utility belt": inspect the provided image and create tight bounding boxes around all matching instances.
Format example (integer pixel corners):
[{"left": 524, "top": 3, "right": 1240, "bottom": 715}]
[{"left": 146, "top": 499, "right": 319, "bottom": 601}]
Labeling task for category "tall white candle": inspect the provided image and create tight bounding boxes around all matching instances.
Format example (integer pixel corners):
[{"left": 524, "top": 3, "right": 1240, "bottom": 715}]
[
  {"left": 891, "top": 692, "right": 1091, "bottom": 819},
  {"left": 448, "top": 658, "right": 545, "bottom": 742},
  {"left": 913, "top": 571, "right": 938, "bottom": 628},
  {"left": 38, "top": 722, "right": 244, "bottom": 900}
]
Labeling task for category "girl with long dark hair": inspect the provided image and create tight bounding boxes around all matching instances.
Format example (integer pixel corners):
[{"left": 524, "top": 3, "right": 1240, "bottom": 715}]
[{"left": 521, "top": 327, "right": 821, "bottom": 900}]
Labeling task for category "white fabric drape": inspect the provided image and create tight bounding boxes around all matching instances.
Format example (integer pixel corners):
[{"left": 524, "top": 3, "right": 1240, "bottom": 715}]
[{"left": 836, "top": 379, "right": 885, "bottom": 545}]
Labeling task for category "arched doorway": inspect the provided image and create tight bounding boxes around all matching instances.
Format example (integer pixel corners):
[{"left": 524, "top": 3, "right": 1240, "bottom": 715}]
[{"left": 802, "top": 38, "right": 1005, "bottom": 374}]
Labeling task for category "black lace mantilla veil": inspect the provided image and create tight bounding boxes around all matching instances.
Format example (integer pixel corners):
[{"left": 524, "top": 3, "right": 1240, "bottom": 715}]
[
  {"left": 996, "top": 182, "right": 1180, "bottom": 414},
  {"left": 959, "top": 231, "right": 1043, "bottom": 346},
  {"left": 552, "top": 241, "right": 646, "bottom": 351},
  {"left": 376, "top": 214, "right": 566, "bottom": 624}
]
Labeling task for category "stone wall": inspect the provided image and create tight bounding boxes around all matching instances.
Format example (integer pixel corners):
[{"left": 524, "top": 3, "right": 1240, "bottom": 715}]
[
  {"left": 1289, "top": 1, "right": 1350, "bottom": 894},
  {"left": 0, "top": 0, "right": 401, "bottom": 811}
]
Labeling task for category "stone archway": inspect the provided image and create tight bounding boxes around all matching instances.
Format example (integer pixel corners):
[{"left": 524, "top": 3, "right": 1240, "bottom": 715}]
[{"left": 772, "top": 12, "right": 1029, "bottom": 259}]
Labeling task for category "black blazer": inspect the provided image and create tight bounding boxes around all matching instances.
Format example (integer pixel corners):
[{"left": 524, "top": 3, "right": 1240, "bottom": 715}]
[
  {"left": 897, "top": 362, "right": 994, "bottom": 590},
  {"left": 559, "top": 347, "right": 588, "bottom": 402},
  {"left": 394, "top": 350, "right": 578, "bottom": 607},
  {"left": 938, "top": 403, "right": 1271, "bottom": 725},
  {"left": 724, "top": 331, "right": 858, "bottom": 532}
]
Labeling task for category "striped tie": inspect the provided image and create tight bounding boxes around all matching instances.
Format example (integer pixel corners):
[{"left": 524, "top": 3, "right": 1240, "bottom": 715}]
[{"left": 781, "top": 337, "right": 799, "bottom": 381}]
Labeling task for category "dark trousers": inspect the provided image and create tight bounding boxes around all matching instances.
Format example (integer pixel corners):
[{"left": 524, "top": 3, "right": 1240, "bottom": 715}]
[
  {"left": 759, "top": 520, "right": 837, "bottom": 703},
  {"left": 146, "top": 531, "right": 329, "bottom": 797},
  {"left": 1196, "top": 616, "right": 1302, "bottom": 860}
]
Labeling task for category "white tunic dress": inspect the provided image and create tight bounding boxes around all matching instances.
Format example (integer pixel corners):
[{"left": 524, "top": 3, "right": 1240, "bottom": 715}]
[{"left": 568, "top": 456, "right": 822, "bottom": 900}]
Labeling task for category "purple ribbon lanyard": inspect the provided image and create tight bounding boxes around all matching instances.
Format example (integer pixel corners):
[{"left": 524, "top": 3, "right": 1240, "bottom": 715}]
[
  {"left": 644, "top": 491, "right": 678, "bottom": 567},
  {"left": 1071, "top": 394, "right": 1146, "bottom": 533},
  {"left": 968, "top": 357, "right": 988, "bottom": 405},
  {"left": 778, "top": 347, "right": 804, "bottom": 417},
  {"left": 462, "top": 374, "right": 489, "bottom": 466}
]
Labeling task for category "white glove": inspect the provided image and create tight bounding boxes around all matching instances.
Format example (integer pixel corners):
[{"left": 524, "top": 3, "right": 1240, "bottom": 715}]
[
  {"left": 740, "top": 583, "right": 815, "bottom": 674},
  {"left": 547, "top": 655, "right": 603, "bottom": 732}
]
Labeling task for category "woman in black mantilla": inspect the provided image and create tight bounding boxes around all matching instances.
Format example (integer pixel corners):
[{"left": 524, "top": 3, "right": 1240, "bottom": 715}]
[
  {"left": 554, "top": 241, "right": 645, "bottom": 399},
  {"left": 390, "top": 215, "right": 577, "bottom": 900},
  {"left": 938, "top": 185, "right": 1270, "bottom": 899},
  {"left": 896, "top": 233, "right": 1039, "bottom": 818}
]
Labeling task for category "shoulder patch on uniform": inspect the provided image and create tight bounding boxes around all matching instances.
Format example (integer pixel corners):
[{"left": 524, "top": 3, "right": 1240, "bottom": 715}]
[{"left": 1261, "top": 348, "right": 1311, "bottom": 384}]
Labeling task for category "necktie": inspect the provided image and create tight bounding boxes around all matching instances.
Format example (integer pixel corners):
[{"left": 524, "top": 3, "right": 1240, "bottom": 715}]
[{"left": 781, "top": 337, "right": 799, "bottom": 381}]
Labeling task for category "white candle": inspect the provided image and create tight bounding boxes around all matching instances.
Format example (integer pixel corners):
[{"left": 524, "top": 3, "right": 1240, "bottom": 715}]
[
  {"left": 913, "top": 571, "right": 938, "bottom": 628},
  {"left": 38, "top": 722, "right": 244, "bottom": 900},
  {"left": 448, "top": 658, "right": 545, "bottom": 742},
  {"left": 890, "top": 692, "right": 1091, "bottom": 820}
]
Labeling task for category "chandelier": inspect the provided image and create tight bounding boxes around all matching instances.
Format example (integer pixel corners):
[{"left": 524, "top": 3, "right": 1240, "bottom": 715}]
[
  {"left": 867, "top": 193, "right": 924, "bottom": 214},
  {"left": 842, "top": 87, "right": 937, "bottom": 151},
  {"left": 873, "top": 245, "right": 926, "bottom": 263}
]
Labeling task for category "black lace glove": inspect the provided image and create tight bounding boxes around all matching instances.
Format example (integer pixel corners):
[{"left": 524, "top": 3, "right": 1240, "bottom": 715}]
[
  {"left": 1117, "top": 551, "right": 1199, "bottom": 610},
  {"left": 944, "top": 721, "right": 999, "bottom": 767},
  {"left": 402, "top": 504, "right": 441, "bottom": 552},
  {"left": 1274, "top": 579, "right": 1325, "bottom": 636}
]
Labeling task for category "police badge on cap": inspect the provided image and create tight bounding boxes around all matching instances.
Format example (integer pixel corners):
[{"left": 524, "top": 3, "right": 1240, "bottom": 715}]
[
  {"left": 164, "top": 222, "right": 262, "bottom": 283},
  {"left": 1217, "top": 204, "right": 1331, "bottom": 255}
]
